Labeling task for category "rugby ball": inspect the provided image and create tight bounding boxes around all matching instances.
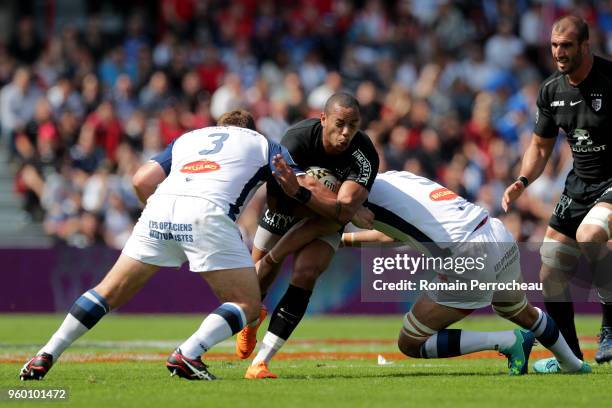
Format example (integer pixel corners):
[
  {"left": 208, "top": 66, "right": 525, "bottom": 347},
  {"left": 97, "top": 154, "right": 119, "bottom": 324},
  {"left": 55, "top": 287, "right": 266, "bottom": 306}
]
[{"left": 305, "top": 166, "right": 340, "bottom": 193}]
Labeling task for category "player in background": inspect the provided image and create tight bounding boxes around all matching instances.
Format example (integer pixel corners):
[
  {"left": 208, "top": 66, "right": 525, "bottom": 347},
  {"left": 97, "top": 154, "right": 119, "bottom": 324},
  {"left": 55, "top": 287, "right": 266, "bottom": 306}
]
[
  {"left": 264, "top": 165, "right": 591, "bottom": 375},
  {"left": 18, "top": 110, "right": 368, "bottom": 381},
  {"left": 502, "top": 15, "right": 612, "bottom": 369},
  {"left": 237, "top": 92, "right": 379, "bottom": 379}
]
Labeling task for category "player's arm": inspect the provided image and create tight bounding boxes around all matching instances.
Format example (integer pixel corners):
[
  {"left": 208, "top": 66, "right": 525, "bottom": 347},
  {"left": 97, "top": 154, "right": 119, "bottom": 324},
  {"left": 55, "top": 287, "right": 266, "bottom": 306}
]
[
  {"left": 341, "top": 230, "right": 396, "bottom": 247},
  {"left": 132, "top": 162, "right": 166, "bottom": 204},
  {"left": 132, "top": 141, "right": 173, "bottom": 204},
  {"left": 271, "top": 154, "right": 373, "bottom": 228},
  {"left": 502, "top": 86, "right": 558, "bottom": 212},
  {"left": 502, "top": 133, "right": 556, "bottom": 211}
]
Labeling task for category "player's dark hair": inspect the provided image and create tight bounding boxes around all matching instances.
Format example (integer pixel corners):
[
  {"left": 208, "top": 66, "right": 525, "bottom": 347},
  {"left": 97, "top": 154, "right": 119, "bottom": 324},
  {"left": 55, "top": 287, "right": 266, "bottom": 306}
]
[
  {"left": 217, "top": 109, "right": 256, "bottom": 131},
  {"left": 553, "top": 15, "right": 589, "bottom": 43},
  {"left": 324, "top": 92, "right": 361, "bottom": 114}
]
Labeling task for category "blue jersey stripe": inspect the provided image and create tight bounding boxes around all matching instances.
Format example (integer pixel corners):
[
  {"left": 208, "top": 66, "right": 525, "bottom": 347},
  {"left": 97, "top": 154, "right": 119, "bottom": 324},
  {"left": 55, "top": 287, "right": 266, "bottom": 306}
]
[{"left": 228, "top": 165, "right": 270, "bottom": 221}]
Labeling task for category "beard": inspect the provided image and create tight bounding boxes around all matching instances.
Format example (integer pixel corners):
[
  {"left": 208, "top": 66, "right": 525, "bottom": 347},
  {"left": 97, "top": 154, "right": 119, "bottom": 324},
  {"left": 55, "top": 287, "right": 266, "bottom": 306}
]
[{"left": 557, "top": 48, "right": 583, "bottom": 75}]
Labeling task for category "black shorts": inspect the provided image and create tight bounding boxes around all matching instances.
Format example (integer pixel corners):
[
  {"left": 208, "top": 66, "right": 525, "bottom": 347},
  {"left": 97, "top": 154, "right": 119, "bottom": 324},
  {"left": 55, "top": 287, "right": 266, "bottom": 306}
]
[
  {"left": 549, "top": 171, "right": 612, "bottom": 239},
  {"left": 258, "top": 208, "right": 300, "bottom": 235}
]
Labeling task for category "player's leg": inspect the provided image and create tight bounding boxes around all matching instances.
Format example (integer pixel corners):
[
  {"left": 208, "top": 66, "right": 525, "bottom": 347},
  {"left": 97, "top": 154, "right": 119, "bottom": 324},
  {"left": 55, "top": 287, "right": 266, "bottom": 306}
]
[
  {"left": 576, "top": 201, "right": 612, "bottom": 364},
  {"left": 168, "top": 266, "right": 261, "bottom": 380},
  {"left": 246, "top": 237, "right": 336, "bottom": 378},
  {"left": 235, "top": 226, "right": 286, "bottom": 359},
  {"left": 397, "top": 294, "right": 534, "bottom": 375},
  {"left": 539, "top": 225, "right": 583, "bottom": 359},
  {"left": 20, "top": 254, "right": 159, "bottom": 380},
  {"left": 492, "top": 294, "right": 589, "bottom": 373}
]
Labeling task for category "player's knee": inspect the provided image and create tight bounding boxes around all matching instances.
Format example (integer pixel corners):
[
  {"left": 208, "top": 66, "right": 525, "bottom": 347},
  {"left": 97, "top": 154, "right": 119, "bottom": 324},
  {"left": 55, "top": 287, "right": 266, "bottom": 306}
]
[
  {"left": 292, "top": 264, "right": 324, "bottom": 289},
  {"left": 492, "top": 296, "right": 528, "bottom": 321},
  {"left": 540, "top": 237, "right": 581, "bottom": 273},
  {"left": 398, "top": 311, "right": 436, "bottom": 358},
  {"left": 577, "top": 206, "right": 612, "bottom": 243},
  {"left": 576, "top": 224, "right": 607, "bottom": 244},
  {"left": 397, "top": 330, "right": 424, "bottom": 358}
]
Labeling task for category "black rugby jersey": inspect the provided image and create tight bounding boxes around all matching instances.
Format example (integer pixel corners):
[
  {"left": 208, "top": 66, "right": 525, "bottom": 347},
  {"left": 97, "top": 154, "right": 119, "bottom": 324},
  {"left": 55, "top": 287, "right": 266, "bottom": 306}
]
[
  {"left": 534, "top": 55, "right": 612, "bottom": 182},
  {"left": 267, "top": 118, "right": 379, "bottom": 200}
]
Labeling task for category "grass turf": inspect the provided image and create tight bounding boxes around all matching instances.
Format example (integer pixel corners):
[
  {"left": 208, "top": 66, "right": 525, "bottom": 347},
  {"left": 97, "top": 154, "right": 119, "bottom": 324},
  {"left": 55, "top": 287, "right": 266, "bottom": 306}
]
[{"left": 0, "top": 314, "right": 610, "bottom": 408}]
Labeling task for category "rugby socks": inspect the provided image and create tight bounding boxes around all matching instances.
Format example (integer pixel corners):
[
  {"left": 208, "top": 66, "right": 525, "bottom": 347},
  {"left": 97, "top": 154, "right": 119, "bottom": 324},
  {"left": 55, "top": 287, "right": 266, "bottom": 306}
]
[
  {"left": 251, "top": 284, "right": 312, "bottom": 365},
  {"left": 252, "top": 332, "right": 286, "bottom": 365},
  {"left": 544, "top": 300, "right": 583, "bottom": 359},
  {"left": 179, "top": 303, "right": 246, "bottom": 359},
  {"left": 39, "top": 289, "right": 110, "bottom": 360},
  {"left": 601, "top": 303, "right": 612, "bottom": 328},
  {"left": 419, "top": 329, "right": 516, "bottom": 358},
  {"left": 530, "top": 307, "right": 583, "bottom": 371}
]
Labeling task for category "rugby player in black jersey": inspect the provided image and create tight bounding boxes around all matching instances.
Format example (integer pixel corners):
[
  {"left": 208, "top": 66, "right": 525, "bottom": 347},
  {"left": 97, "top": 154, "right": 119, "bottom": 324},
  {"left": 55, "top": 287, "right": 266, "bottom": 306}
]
[
  {"left": 238, "top": 92, "right": 379, "bottom": 379},
  {"left": 503, "top": 16, "right": 612, "bottom": 371}
]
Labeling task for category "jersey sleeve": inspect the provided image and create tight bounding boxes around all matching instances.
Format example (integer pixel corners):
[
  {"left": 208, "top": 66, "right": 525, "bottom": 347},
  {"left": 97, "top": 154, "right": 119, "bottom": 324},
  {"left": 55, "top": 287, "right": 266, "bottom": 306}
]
[
  {"left": 268, "top": 140, "right": 304, "bottom": 175},
  {"left": 346, "top": 133, "right": 380, "bottom": 191},
  {"left": 150, "top": 141, "right": 175, "bottom": 175},
  {"left": 280, "top": 125, "right": 311, "bottom": 164},
  {"left": 533, "top": 84, "right": 559, "bottom": 138}
]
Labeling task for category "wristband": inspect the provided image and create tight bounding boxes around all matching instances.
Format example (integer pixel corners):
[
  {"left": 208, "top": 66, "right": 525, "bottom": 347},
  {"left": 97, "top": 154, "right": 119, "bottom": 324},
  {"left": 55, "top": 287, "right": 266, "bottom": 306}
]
[
  {"left": 294, "top": 186, "right": 312, "bottom": 204},
  {"left": 517, "top": 176, "right": 529, "bottom": 188}
]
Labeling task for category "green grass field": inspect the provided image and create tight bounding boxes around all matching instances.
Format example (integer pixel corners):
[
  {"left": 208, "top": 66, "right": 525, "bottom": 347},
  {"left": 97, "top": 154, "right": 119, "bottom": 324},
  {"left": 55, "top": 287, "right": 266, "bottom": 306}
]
[{"left": 1, "top": 314, "right": 610, "bottom": 407}]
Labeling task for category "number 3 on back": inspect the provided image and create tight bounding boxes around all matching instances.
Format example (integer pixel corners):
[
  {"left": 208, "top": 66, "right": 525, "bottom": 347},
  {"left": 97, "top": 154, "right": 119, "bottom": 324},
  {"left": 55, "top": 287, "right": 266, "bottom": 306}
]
[{"left": 199, "top": 133, "right": 229, "bottom": 155}]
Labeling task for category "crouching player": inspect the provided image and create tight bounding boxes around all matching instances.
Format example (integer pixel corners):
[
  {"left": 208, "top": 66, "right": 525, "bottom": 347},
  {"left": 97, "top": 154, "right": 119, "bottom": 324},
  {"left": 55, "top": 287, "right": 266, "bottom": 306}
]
[{"left": 265, "top": 165, "right": 591, "bottom": 375}]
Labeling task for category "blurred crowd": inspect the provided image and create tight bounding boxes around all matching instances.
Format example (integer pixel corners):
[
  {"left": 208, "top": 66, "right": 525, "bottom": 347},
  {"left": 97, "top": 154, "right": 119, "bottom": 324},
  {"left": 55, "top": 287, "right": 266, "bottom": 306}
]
[{"left": 1, "top": 0, "right": 610, "bottom": 248}]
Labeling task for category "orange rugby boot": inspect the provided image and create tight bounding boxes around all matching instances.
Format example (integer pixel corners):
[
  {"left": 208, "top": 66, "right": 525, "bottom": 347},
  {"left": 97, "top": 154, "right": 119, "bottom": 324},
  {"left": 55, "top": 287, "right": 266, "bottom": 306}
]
[
  {"left": 236, "top": 306, "right": 267, "bottom": 359},
  {"left": 244, "top": 361, "right": 278, "bottom": 379}
]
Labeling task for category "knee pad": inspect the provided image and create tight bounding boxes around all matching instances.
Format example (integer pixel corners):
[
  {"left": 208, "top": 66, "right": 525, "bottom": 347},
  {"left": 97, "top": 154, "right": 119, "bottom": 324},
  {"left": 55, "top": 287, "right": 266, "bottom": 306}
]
[
  {"left": 401, "top": 310, "right": 436, "bottom": 340},
  {"left": 580, "top": 206, "right": 612, "bottom": 239},
  {"left": 492, "top": 296, "right": 528, "bottom": 319},
  {"left": 540, "top": 237, "right": 581, "bottom": 271}
]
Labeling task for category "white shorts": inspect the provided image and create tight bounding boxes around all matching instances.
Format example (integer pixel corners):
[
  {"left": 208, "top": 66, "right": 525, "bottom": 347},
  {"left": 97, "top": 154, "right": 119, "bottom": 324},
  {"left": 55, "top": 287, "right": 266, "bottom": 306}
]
[
  {"left": 427, "top": 217, "right": 522, "bottom": 309},
  {"left": 122, "top": 195, "right": 253, "bottom": 272}
]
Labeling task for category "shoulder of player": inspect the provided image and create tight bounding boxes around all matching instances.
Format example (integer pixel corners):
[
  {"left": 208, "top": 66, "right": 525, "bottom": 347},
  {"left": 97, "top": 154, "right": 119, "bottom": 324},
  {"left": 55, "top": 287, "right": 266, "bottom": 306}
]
[
  {"left": 540, "top": 71, "right": 564, "bottom": 92},
  {"left": 284, "top": 118, "right": 320, "bottom": 136},
  {"left": 350, "top": 130, "right": 378, "bottom": 154},
  {"left": 592, "top": 55, "right": 612, "bottom": 82}
]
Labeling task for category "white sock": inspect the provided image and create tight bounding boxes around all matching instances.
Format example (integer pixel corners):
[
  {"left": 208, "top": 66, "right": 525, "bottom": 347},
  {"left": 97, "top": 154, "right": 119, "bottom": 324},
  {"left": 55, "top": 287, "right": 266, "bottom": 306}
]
[
  {"left": 422, "top": 329, "right": 516, "bottom": 358},
  {"left": 252, "top": 332, "right": 285, "bottom": 365},
  {"left": 179, "top": 302, "right": 246, "bottom": 359},
  {"left": 39, "top": 314, "right": 89, "bottom": 360},
  {"left": 39, "top": 289, "right": 109, "bottom": 361},
  {"left": 458, "top": 330, "right": 516, "bottom": 354},
  {"left": 530, "top": 307, "right": 583, "bottom": 372}
]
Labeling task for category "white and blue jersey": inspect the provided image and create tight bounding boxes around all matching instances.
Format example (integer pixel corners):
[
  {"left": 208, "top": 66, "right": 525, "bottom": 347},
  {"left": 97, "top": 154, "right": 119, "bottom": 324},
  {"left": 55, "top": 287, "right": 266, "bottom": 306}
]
[
  {"left": 151, "top": 126, "right": 302, "bottom": 221},
  {"left": 367, "top": 171, "right": 488, "bottom": 252}
]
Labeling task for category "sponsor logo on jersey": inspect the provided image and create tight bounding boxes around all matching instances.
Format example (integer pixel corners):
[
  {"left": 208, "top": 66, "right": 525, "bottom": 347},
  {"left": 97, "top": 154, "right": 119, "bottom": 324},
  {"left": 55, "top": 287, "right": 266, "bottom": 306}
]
[
  {"left": 429, "top": 188, "right": 458, "bottom": 201},
  {"left": 351, "top": 149, "right": 373, "bottom": 184},
  {"left": 550, "top": 100, "right": 565, "bottom": 107},
  {"left": 570, "top": 129, "right": 607, "bottom": 153},
  {"left": 180, "top": 160, "right": 221, "bottom": 173}
]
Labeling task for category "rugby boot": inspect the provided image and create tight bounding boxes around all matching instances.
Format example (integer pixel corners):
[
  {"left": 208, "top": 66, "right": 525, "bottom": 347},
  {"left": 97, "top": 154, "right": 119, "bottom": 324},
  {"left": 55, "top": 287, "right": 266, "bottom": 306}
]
[
  {"left": 244, "top": 361, "right": 278, "bottom": 379},
  {"left": 499, "top": 329, "right": 534, "bottom": 375},
  {"left": 19, "top": 353, "right": 53, "bottom": 381},
  {"left": 166, "top": 349, "right": 216, "bottom": 380}
]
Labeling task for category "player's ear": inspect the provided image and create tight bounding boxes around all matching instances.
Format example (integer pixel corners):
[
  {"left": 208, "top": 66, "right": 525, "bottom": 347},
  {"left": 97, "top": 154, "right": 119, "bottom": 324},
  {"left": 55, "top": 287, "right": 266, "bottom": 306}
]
[{"left": 320, "top": 111, "right": 326, "bottom": 126}]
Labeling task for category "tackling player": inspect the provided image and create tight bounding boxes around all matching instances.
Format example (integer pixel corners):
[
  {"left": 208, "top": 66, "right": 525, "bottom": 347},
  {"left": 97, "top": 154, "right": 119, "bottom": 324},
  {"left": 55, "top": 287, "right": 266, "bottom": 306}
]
[
  {"left": 502, "top": 15, "right": 612, "bottom": 369},
  {"left": 18, "top": 110, "right": 362, "bottom": 381},
  {"left": 262, "top": 166, "right": 591, "bottom": 375}
]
